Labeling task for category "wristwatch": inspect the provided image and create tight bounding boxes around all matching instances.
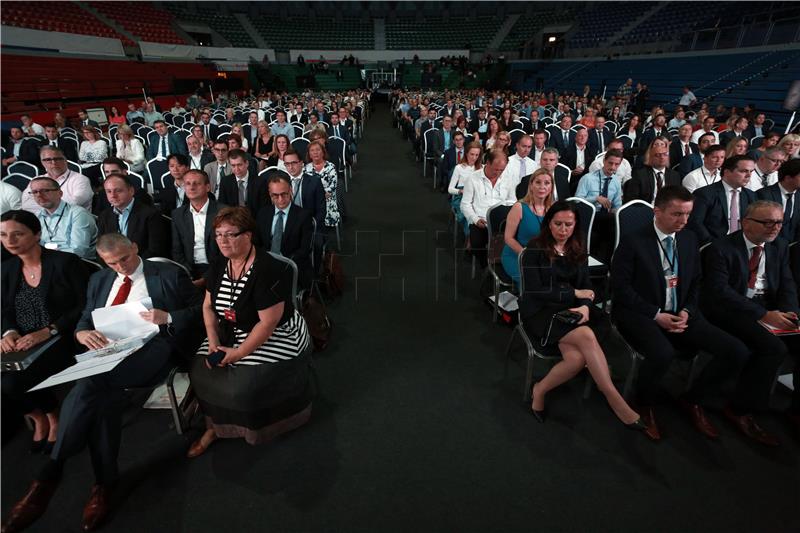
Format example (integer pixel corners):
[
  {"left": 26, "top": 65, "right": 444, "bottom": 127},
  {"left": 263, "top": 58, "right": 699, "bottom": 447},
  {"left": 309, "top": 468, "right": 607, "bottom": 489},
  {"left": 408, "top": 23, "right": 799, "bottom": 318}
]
[{"left": 48, "top": 324, "right": 58, "bottom": 337}]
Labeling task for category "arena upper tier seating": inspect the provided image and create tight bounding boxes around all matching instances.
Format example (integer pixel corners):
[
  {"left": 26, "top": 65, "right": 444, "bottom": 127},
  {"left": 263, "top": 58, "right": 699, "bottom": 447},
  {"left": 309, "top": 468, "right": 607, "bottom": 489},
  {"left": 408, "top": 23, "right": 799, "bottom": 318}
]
[{"left": 88, "top": 1, "right": 186, "bottom": 45}]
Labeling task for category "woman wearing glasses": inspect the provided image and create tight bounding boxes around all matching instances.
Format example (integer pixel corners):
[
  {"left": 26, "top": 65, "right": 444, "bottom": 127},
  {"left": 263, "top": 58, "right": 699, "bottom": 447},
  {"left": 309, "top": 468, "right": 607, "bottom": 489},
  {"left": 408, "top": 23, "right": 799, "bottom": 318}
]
[
  {"left": 188, "top": 207, "right": 312, "bottom": 457},
  {"left": 78, "top": 126, "right": 108, "bottom": 187}
]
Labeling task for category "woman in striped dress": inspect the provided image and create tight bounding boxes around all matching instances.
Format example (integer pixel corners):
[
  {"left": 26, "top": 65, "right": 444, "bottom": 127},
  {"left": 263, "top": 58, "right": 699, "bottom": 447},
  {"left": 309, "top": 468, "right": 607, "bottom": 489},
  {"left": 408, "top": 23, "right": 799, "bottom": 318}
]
[{"left": 188, "top": 207, "right": 312, "bottom": 457}]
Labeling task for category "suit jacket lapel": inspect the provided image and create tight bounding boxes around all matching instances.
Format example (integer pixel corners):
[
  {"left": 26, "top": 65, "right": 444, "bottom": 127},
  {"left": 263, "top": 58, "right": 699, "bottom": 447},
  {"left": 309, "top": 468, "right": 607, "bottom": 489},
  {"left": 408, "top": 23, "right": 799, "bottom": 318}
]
[
  {"left": 284, "top": 204, "right": 299, "bottom": 243},
  {"left": 764, "top": 243, "right": 778, "bottom": 293},
  {"left": 143, "top": 261, "right": 164, "bottom": 308},
  {"left": 97, "top": 270, "right": 116, "bottom": 308},
  {"left": 645, "top": 226, "right": 666, "bottom": 302},
  {"left": 716, "top": 182, "right": 728, "bottom": 220}
]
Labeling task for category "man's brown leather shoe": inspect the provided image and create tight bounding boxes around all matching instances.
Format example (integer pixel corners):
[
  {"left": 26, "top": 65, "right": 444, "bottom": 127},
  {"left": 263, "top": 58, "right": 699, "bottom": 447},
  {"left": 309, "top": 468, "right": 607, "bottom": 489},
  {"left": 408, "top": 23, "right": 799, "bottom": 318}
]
[
  {"left": 1, "top": 479, "right": 58, "bottom": 533},
  {"left": 81, "top": 485, "right": 112, "bottom": 532},
  {"left": 722, "top": 407, "right": 780, "bottom": 447},
  {"left": 639, "top": 407, "right": 661, "bottom": 441},
  {"left": 678, "top": 400, "right": 719, "bottom": 439}
]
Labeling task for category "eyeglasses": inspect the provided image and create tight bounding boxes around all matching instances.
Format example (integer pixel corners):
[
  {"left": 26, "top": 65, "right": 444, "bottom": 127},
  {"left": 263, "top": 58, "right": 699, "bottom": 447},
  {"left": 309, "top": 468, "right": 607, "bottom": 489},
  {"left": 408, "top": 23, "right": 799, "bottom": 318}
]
[
  {"left": 269, "top": 192, "right": 291, "bottom": 199},
  {"left": 284, "top": 160, "right": 302, "bottom": 166},
  {"left": 746, "top": 218, "right": 784, "bottom": 228},
  {"left": 214, "top": 231, "right": 245, "bottom": 240},
  {"left": 764, "top": 156, "right": 786, "bottom": 164},
  {"left": 41, "top": 157, "right": 65, "bottom": 163},
  {"left": 28, "top": 189, "right": 59, "bottom": 195}
]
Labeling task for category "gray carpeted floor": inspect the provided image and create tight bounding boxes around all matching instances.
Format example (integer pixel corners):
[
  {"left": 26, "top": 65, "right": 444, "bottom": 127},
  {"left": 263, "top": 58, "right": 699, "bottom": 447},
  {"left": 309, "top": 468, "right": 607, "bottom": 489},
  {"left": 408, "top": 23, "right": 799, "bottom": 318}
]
[{"left": 2, "top": 102, "right": 798, "bottom": 533}]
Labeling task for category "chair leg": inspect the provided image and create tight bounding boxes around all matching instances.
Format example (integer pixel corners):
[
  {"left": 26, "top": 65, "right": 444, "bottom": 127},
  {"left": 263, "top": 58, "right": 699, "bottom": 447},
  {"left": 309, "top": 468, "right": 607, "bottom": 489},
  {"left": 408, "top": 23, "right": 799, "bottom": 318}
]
[
  {"left": 471, "top": 255, "right": 476, "bottom": 279},
  {"left": 452, "top": 213, "right": 458, "bottom": 248},
  {"left": 492, "top": 278, "right": 500, "bottom": 323},
  {"left": 523, "top": 352, "right": 536, "bottom": 403},
  {"left": 423, "top": 157, "right": 427, "bottom": 177},
  {"left": 166, "top": 366, "right": 185, "bottom": 435},
  {"left": 343, "top": 168, "right": 349, "bottom": 192},
  {"left": 336, "top": 224, "right": 342, "bottom": 250}
]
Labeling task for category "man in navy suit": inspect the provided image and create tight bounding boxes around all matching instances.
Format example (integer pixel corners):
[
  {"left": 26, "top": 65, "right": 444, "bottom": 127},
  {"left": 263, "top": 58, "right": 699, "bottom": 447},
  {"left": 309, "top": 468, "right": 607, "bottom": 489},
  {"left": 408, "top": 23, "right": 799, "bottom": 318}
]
[
  {"left": 701, "top": 200, "right": 800, "bottom": 445},
  {"left": 756, "top": 159, "right": 800, "bottom": 242},
  {"left": 638, "top": 113, "right": 668, "bottom": 155},
  {"left": 745, "top": 112, "right": 771, "bottom": 140},
  {"left": 678, "top": 131, "right": 716, "bottom": 178},
  {"left": 197, "top": 111, "right": 219, "bottom": 142},
  {"left": 586, "top": 116, "right": 613, "bottom": 155},
  {"left": 624, "top": 141, "right": 681, "bottom": 204},
  {"left": 439, "top": 131, "right": 466, "bottom": 192},
  {"left": 612, "top": 186, "right": 750, "bottom": 441},
  {"left": 687, "top": 155, "right": 757, "bottom": 245},
  {"left": 281, "top": 149, "right": 325, "bottom": 229},
  {"left": 547, "top": 114, "right": 575, "bottom": 158},
  {"left": 257, "top": 173, "right": 314, "bottom": 288},
  {"left": 1, "top": 233, "right": 202, "bottom": 532},
  {"left": 145, "top": 120, "right": 187, "bottom": 161},
  {"left": 39, "top": 124, "right": 78, "bottom": 168},
  {"left": 669, "top": 124, "right": 698, "bottom": 172},
  {"left": 217, "top": 149, "right": 268, "bottom": 218}
]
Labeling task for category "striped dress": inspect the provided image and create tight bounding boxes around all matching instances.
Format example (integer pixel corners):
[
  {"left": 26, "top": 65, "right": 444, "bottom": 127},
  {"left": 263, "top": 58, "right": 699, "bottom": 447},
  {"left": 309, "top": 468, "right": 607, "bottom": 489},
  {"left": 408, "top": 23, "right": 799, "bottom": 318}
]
[{"left": 196, "top": 265, "right": 310, "bottom": 365}]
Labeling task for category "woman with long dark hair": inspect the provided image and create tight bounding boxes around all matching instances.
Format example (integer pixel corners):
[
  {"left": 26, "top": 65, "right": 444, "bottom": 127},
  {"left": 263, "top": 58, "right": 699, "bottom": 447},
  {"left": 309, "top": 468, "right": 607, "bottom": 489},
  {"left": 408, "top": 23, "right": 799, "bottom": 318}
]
[{"left": 519, "top": 201, "right": 645, "bottom": 431}]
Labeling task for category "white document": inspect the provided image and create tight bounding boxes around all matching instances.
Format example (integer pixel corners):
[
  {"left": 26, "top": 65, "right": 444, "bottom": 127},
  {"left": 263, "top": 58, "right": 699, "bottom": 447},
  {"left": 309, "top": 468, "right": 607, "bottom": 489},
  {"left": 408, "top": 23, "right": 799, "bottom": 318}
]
[
  {"left": 29, "top": 346, "right": 139, "bottom": 391},
  {"left": 91, "top": 298, "right": 157, "bottom": 341}
]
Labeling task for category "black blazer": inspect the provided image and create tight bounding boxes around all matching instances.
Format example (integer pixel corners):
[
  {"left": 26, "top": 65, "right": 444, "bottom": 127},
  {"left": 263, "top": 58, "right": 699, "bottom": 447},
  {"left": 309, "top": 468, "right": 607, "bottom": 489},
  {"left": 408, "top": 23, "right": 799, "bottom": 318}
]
[
  {"left": 145, "top": 133, "right": 188, "bottom": 160},
  {"left": 217, "top": 172, "right": 268, "bottom": 218},
  {"left": 700, "top": 230, "right": 799, "bottom": 321},
  {"left": 189, "top": 149, "right": 215, "bottom": 170},
  {"left": 158, "top": 184, "right": 190, "bottom": 216},
  {"left": 719, "top": 129, "right": 750, "bottom": 146},
  {"left": 623, "top": 166, "right": 681, "bottom": 204},
  {"left": 518, "top": 248, "right": 593, "bottom": 321},
  {"left": 756, "top": 183, "right": 800, "bottom": 242},
  {"left": 242, "top": 125, "right": 259, "bottom": 153},
  {"left": 171, "top": 198, "right": 226, "bottom": 271},
  {"left": 547, "top": 127, "right": 575, "bottom": 156},
  {"left": 326, "top": 124, "right": 352, "bottom": 146},
  {"left": 611, "top": 225, "right": 701, "bottom": 319},
  {"left": 76, "top": 259, "right": 203, "bottom": 356},
  {"left": 198, "top": 122, "right": 219, "bottom": 142},
  {"left": 97, "top": 199, "right": 170, "bottom": 258},
  {"left": 1, "top": 248, "right": 90, "bottom": 336},
  {"left": 256, "top": 203, "right": 313, "bottom": 287},
  {"left": 293, "top": 172, "right": 326, "bottom": 229},
  {"left": 669, "top": 141, "right": 698, "bottom": 170},
  {"left": 638, "top": 128, "right": 668, "bottom": 154},
  {"left": 678, "top": 152, "right": 703, "bottom": 178},
  {"left": 4, "top": 139, "right": 39, "bottom": 166},
  {"left": 745, "top": 124, "right": 770, "bottom": 140},
  {"left": 441, "top": 145, "right": 460, "bottom": 182},
  {"left": 562, "top": 144, "right": 597, "bottom": 191},
  {"left": 586, "top": 129, "right": 613, "bottom": 155},
  {"left": 688, "top": 181, "right": 756, "bottom": 245}
]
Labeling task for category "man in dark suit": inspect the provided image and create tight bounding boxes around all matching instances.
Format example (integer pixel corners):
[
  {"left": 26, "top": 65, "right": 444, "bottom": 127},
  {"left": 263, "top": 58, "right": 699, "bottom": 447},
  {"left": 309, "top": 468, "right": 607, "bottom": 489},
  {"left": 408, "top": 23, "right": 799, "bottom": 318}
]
[
  {"left": 76, "top": 109, "right": 99, "bottom": 129},
  {"left": 326, "top": 113, "right": 351, "bottom": 145},
  {"left": 1, "top": 233, "right": 202, "bottom": 533},
  {"left": 562, "top": 128, "right": 596, "bottom": 193},
  {"left": 669, "top": 124, "right": 698, "bottom": 171},
  {"left": 586, "top": 116, "right": 613, "bottom": 155},
  {"left": 624, "top": 141, "right": 681, "bottom": 203},
  {"left": 171, "top": 169, "right": 225, "bottom": 283},
  {"left": 198, "top": 111, "right": 219, "bottom": 142},
  {"left": 756, "top": 159, "right": 800, "bottom": 242},
  {"left": 203, "top": 139, "right": 230, "bottom": 198},
  {"left": 1, "top": 127, "right": 40, "bottom": 170},
  {"left": 638, "top": 113, "right": 668, "bottom": 155},
  {"left": 158, "top": 154, "right": 190, "bottom": 217},
  {"left": 687, "top": 155, "right": 757, "bottom": 245},
  {"left": 40, "top": 124, "right": 78, "bottom": 166},
  {"left": 185, "top": 134, "right": 214, "bottom": 171},
  {"left": 440, "top": 131, "right": 466, "bottom": 193},
  {"left": 611, "top": 186, "right": 750, "bottom": 441},
  {"left": 528, "top": 110, "right": 543, "bottom": 133},
  {"left": 745, "top": 112, "right": 771, "bottom": 140},
  {"left": 678, "top": 132, "right": 716, "bottom": 178},
  {"left": 517, "top": 148, "right": 569, "bottom": 201},
  {"left": 701, "top": 200, "right": 800, "bottom": 445},
  {"left": 719, "top": 116, "right": 751, "bottom": 145},
  {"left": 257, "top": 173, "right": 314, "bottom": 288},
  {"left": 281, "top": 149, "right": 325, "bottom": 229},
  {"left": 546, "top": 115, "right": 575, "bottom": 157},
  {"left": 217, "top": 149, "right": 267, "bottom": 218},
  {"left": 145, "top": 120, "right": 188, "bottom": 161},
  {"left": 97, "top": 174, "right": 169, "bottom": 258},
  {"left": 468, "top": 108, "right": 489, "bottom": 141}
]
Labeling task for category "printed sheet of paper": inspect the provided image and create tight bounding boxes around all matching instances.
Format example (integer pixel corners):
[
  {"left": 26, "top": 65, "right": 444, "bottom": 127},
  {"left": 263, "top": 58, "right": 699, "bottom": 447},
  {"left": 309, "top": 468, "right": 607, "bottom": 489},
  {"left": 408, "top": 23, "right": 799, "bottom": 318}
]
[
  {"left": 29, "top": 346, "right": 138, "bottom": 391},
  {"left": 91, "top": 298, "right": 157, "bottom": 341}
]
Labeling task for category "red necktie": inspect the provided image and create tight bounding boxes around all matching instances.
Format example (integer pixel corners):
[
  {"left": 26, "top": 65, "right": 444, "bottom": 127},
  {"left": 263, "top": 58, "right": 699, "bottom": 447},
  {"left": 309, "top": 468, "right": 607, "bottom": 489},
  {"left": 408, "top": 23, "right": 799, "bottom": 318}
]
[
  {"left": 457, "top": 150, "right": 462, "bottom": 163},
  {"left": 747, "top": 245, "right": 762, "bottom": 289},
  {"left": 684, "top": 143, "right": 690, "bottom": 156},
  {"left": 111, "top": 276, "right": 132, "bottom": 306}
]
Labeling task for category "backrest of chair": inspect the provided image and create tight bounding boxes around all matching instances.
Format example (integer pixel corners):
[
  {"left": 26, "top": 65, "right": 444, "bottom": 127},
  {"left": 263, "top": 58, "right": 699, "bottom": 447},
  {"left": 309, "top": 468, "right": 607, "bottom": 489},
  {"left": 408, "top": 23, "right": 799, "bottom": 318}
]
[
  {"left": 146, "top": 157, "right": 169, "bottom": 191},
  {"left": 127, "top": 171, "right": 145, "bottom": 190},
  {"left": 146, "top": 256, "right": 191, "bottom": 278},
  {"left": 566, "top": 196, "right": 596, "bottom": 252},
  {"left": 2, "top": 173, "right": 32, "bottom": 192},
  {"left": 217, "top": 132, "right": 230, "bottom": 142},
  {"left": 508, "top": 128, "right": 526, "bottom": 147},
  {"left": 267, "top": 251, "right": 299, "bottom": 309},
  {"left": 750, "top": 135, "right": 764, "bottom": 148},
  {"left": 291, "top": 138, "right": 309, "bottom": 160},
  {"left": 423, "top": 127, "right": 438, "bottom": 154},
  {"left": 292, "top": 124, "right": 304, "bottom": 138},
  {"left": 81, "top": 258, "right": 103, "bottom": 273},
  {"left": 160, "top": 171, "right": 174, "bottom": 190},
  {"left": 486, "top": 201, "right": 515, "bottom": 264},
  {"left": 617, "top": 134, "right": 633, "bottom": 150},
  {"left": 615, "top": 199, "right": 654, "bottom": 251},
  {"left": 326, "top": 136, "right": 346, "bottom": 168},
  {"left": 7, "top": 160, "right": 38, "bottom": 178},
  {"left": 66, "top": 159, "right": 81, "bottom": 173}
]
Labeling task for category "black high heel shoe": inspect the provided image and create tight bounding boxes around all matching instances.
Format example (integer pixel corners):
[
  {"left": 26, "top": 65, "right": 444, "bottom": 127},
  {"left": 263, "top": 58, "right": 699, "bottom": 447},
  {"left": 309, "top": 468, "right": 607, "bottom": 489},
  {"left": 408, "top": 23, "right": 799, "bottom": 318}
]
[
  {"left": 530, "top": 384, "right": 546, "bottom": 423},
  {"left": 29, "top": 439, "right": 45, "bottom": 454},
  {"left": 625, "top": 418, "right": 648, "bottom": 431}
]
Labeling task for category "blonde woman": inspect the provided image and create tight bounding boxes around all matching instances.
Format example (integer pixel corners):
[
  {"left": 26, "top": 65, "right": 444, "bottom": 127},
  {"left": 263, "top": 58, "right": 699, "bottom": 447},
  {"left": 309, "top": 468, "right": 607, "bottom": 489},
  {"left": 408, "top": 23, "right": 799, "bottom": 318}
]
[
  {"left": 231, "top": 122, "right": 249, "bottom": 152},
  {"left": 724, "top": 136, "right": 749, "bottom": 158},
  {"left": 448, "top": 141, "right": 483, "bottom": 237},
  {"left": 501, "top": 168, "right": 554, "bottom": 284},
  {"left": 115, "top": 124, "right": 145, "bottom": 173},
  {"left": 778, "top": 133, "right": 800, "bottom": 160}
]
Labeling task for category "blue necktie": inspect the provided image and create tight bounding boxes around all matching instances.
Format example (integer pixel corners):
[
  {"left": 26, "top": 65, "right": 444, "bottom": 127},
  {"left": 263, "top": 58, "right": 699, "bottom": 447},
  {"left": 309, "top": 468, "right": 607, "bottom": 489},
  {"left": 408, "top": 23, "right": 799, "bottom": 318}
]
[{"left": 663, "top": 236, "right": 677, "bottom": 312}]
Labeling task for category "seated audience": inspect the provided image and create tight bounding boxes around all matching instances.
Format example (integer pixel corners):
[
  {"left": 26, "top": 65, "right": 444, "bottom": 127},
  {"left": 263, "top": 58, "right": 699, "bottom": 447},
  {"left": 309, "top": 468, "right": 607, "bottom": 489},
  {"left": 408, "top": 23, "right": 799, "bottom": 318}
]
[
  {"left": 747, "top": 147, "right": 786, "bottom": 192},
  {"left": 563, "top": 128, "right": 596, "bottom": 192},
  {"left": 620, "top": 114, "right": 642, "bottom": 151},
  {"left": 282, "top": 149, "right": 325, "bottom": 230},
  {"left": 720, "top": 116, "right": 751, "bottom": 145},
  {"left": 530, "top": 129, "right": 548, "bottom": 163},
  {"left": 186, "top": 135, "right": 215, "bottom": 171},
  {"left": 502, "top": 134, "right": 537, "bottom": 193},
  {"left": 624, "top": 139, "right": 681, "bottom": 203},
  {"left": 241, "top": 112, "right": 260, "bottom": 154},
  {"left": 448, "top": 142, "right": 483, "bottom": 237},
  {"left": 440, "top": 131, "right": 468, "bottom": 191},
  {"left": 520, "top": 201, "right": 645, "bottom": 430},
  {"left": 1, "top": 210, "right": 90, "bottom": 456},
  {"left": 501, "top": 168, "right": 553, "bottom": 285},
  {"left": 77, "top": 109, "right": 99, "bottom": 129},
  {"left": 188, "top": 207, "right": 312, "bottom": 457},
  {"left": 115, "top": 125, "right": 145, "bottom": 174},
  {"left": 745, "top": 112, "right": 770, "bottom": 139},
  {"left": 669, "top": 123, "right": 698, "bottom": 167},
  {"left": 1, "top": 233, "right": 202, "bottom": 533},
  {"left": 97, "top": 174, "right": 169, "bottom": 258},
  {"left": 700, "top": 200, "right": 800, "bottom": 443},
  {"left": 265, "top": 134, "right": 290, "bottom": 171},
  {"left": 588, "top": 138, "right": 633, "bottom": 185},
  {"left": 1, "top": 182, "right": 22, "bottom": 213},
  {"left": 21, "top": 146, "right": 92, "bottom": 213},
  {"left": 611, "top": 186, "right": 751, "bottom": 441},
  {"left": 171, "top": 169, "right": 225, "bottom": 284},
  {"left": 587, "top": 116, "right": 612, "bottom": 155},
  {"left": 270, "top": 110, "right": 295, "bottom": 140},
  {"left": 125, "top": 103, "right": 144, "bottom": 124},
  {"left": 257, "top": 173, "right": 314, "bottom": 288},
  {"left": 678, "top": 132, "right": 717, "bottom": 178},
  {"left": 3, "top": 127, "right": 38, "bottom": 170},
  {"left": 203, "top": 140, "right": 230, "bottom": 198},
  {"left": 461, "top": 150, "right": 513, "bottom": 268},
  {"left": 218, "top": 149, "right": 267, "bottom": 218},
  {"left": 756, "top": 159, "right": 800, "bottom": 242},
  {"left": 159, "top": 154, "right": 191, "bottom": 216},
  {"left": 575, "top": 149, "right": 624, "bottom": 261},
  {"left": 107, "top": 107, "right": 125, "bottom": 126},
  {"left": 547, "top": 115, "right": 575, "bottom": 157},
  {"left": 725, "top": 136, "right": 750, "bottom": 159},
  {"left": 778, "top": 133, "right": 800, "bottom": 160},
  {"left": 639, "top": 114, "right": 668, "bottom": 155},
  {"left": 142, "top": 102, "right": 164, "bottom": 127},
  {"left": 682, "top": 143, "right": 726, "bottom": 192},
  {"left": 146, "top": 120, "right": 188, "bottom": 161},
  {"left": 691, "top": 116, "right": 720, "bottom": 144},
  {"left": 687, "top": 155, "right": 756, "bottom": 245},
  {"left": 40, "top": 124, "right": 78, "bottom": 166},
  {"left": 78, "top": 127, "right": 107, "bottom": 187},
  {"left": 29, "top": 177, "right": 97, "bottom": 259},
  {"left": 483, "top": 118, "right": 503, "bottom": 150},
  {"left": 748, "top": 131, "right": 782, "bottom": 160}
]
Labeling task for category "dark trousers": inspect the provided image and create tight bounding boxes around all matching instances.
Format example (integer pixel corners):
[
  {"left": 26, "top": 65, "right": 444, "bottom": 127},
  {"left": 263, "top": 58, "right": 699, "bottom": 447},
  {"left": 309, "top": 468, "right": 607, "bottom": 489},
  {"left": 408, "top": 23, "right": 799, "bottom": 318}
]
[
  {"left": 706, "top": 310, "right": 797, "bottom": 412},
  {"left": 469, "top": 224, "right": 488, "bottom": 268},
  {"left": 615, "top": 309, "right": 750, "bottom": 406},
  {"left": 44, "top": 336, "right": 173, "bottom": 485}
]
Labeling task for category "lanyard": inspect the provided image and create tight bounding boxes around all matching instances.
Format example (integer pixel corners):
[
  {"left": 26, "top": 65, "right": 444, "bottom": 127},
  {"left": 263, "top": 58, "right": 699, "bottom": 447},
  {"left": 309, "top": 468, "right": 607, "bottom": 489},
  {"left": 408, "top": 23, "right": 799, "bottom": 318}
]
[
  {"left": 226, "top": 245, "right": 254, "bottom": 296},
  {"left": 656, "top": 236, "right": 678, "bottom": 273},
  {"left": 700, "top": 168, "right": 714, "bottom": 186},
  {"left": 42, "top": 206, "right": 66, "bottom": 240}
]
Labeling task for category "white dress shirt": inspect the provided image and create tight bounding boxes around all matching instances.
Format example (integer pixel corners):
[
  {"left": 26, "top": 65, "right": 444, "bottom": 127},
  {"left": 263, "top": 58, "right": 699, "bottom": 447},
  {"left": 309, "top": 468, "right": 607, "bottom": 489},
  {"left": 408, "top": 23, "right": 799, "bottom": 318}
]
[
  {"left": 574, "top": 146, "right": 586, "bottom": 170},
  {"left": 743, "top": 235, "right": 766, "bottom": 298},
  {"left": 0, "top": 182, "right": 22, "bottom": 213},
  {"left": 588, "top": 155, "right": 632, "bottom": 184},
  {"left": 105, "top": 257, "right": 149, "bottom": 307},
  {"left": 746, "top": 167, "right": 778, "bottom": 192},
  {"left": 448, "top": 165, "right": 481, "bottom": 195},
  {"left": 502, "top": 153, "right": 538, "bottom": 190},
  {"left": 690, "top": 129, "right": 719, "bottom": 144},
  {"left": 21, "top": 169, "right": 93, "bottom": 213},
  {"left": 682, "top": 166, "right": 720, "bottom": 193},
  {"left": 190, "top": 199, "right": 210, "bottom": 265},
  {"left": 460, "top": 169, "right": 516, "bottom": 224}
]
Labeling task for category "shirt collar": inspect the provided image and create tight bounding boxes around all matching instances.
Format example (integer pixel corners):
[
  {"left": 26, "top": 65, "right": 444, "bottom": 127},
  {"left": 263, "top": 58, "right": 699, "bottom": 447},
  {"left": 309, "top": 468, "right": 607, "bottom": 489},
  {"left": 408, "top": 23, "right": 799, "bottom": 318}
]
[
  {"left": 722, "top": 180, "right": 740, "bottom": 194},
  {"left": 276, "top": 204, "right": 291, "bottom": 216},
  {"left": 40, "top": 200, "right": 67, "bottom": 218},
  {"left": 743, "top": 234, "right": 764, "bottom": 251},
  {"left": 114, "top": 197, "right": 135, "bottom": 215},
  {"left": 118, "top": 256, "right": 144, "bottom": 281},
  {"left": 779, "top": 183, "right": 792, "bottom": 196},
  {"left": 236, "top": 173, "right": 249, "bottom": 182},
  {"left": 190, "top": 197, "right": 209, "bottom": 215},
  {"left": 653, "top": 220, "right": 675, "bottom": 241}
]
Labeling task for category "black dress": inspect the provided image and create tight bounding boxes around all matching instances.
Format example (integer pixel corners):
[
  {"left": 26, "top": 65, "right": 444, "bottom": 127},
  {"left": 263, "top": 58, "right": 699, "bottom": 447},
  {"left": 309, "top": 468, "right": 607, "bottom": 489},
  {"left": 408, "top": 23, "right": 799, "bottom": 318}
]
[
  {"left": 190, "top": 249, "right": 311, "bottom": 444},
  {"left": 519, "top": 248, "right": 608, "bottom": 352}
]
